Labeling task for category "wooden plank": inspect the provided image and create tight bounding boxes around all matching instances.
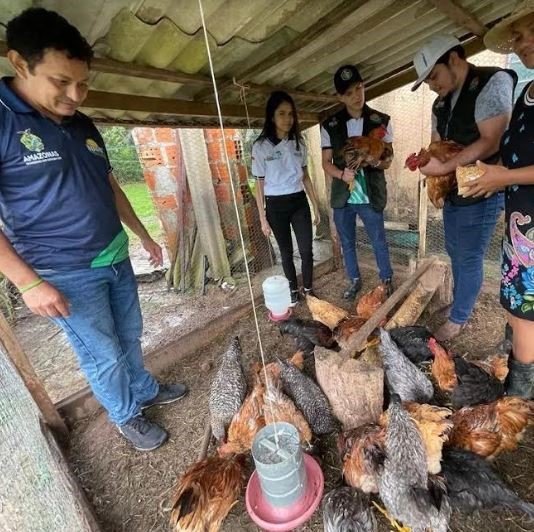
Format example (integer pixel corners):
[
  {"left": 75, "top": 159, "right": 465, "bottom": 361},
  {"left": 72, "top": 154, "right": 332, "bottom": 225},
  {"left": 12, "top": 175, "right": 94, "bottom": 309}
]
[
  {"left": 338, "top": 257, "right": 438, "bottom": 359},
  {"left": 429, "top": 0, "right": 487, "bottom": 36},
  {"left": 82, "top": 90, "right": 320, "bottom": 123},
  {"left": 0, "top": 311, "right": 69, "bottom": 440}
]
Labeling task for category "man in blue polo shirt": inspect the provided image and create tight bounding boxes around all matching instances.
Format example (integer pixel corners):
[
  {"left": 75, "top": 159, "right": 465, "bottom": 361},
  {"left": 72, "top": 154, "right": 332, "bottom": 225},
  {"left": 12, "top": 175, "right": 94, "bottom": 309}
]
[{"left": 0, "top": 8, "right": 187, "bottom": 451}]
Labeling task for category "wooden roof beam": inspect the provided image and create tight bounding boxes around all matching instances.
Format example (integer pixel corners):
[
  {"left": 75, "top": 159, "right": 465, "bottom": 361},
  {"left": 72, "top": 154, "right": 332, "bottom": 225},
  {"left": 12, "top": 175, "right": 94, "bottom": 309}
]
[
  {"left": 428, "top": 0, "right": 487, "bottom": 36},
  {"left": 82, "top": 90, "right": 320, "bottom": 122}
]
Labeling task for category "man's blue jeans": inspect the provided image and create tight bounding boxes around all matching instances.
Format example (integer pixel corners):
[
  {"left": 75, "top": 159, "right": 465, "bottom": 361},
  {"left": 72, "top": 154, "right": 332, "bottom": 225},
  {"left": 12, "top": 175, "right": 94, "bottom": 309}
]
[
  {"left": 443, "top": 195, "right": 502, "bottom": 325},
  {"left": 36, "top": 259, "right": 159, "bottom": 425},
  {"left": 333, "top": 203, "right": 393, "bottom": 281}
]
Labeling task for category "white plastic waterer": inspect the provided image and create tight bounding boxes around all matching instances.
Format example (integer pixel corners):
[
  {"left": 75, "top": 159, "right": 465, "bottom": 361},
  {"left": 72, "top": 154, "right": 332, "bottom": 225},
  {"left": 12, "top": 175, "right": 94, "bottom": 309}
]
[{"left": 262, "top": 276, "right": 291, "bottom": 321}]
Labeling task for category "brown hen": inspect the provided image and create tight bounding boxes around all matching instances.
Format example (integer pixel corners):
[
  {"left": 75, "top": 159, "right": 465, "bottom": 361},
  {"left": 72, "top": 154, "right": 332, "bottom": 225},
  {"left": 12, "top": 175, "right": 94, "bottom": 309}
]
[
  {"left": 306, "top": 294, "right": 348, "bottom": 330},
  {"left": 333, "top": 315, "right": 367, "bottom": 350},
  {"left": 448, "top": 397, "right": 534, "bottom": 460},
  {"left": 429, "top": 338, "right": 456, "bottom": 392},
  {"left": 218, "top": 371, "right": 265, "bottom": 457},
  {"left": 356, "top": 284, "right": 388, "bottom": 320},
  {"left": 405, "top": 140, "right": 464, "bottom": 209},
  {"left": 169, "top": 453, "right": 246, "bottom": 532},
  {"left": 338, "top": 423, "right": 386, "bottom": 494},
  {"left": 343, "top": 125, "right": 393, "bottom": 170}
]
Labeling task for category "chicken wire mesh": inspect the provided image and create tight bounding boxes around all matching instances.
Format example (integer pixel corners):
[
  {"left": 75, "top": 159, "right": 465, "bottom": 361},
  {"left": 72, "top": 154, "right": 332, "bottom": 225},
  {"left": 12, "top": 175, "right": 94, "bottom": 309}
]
[{"left": 0, "top": 345, "right": 96, "bottom": 532}]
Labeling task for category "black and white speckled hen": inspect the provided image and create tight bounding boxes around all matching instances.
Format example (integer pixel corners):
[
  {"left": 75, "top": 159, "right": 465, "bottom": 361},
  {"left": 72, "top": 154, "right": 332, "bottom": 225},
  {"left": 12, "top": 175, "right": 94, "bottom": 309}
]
[
  {"left": 378, "top": 394, "right": 451, "bottom": 532},
  {"left": 379, "top": 328, "right": 434, "bottom": 403},
  {"left": 277, "top": 358, "right": 338, "bottom": 435},
  {"left": 322, "top": 486, "right": 377, "bottom": 532},
  {"left": 389, "top": 326, "right": 435, "bottom": 364},
  {"left": 451, "top": 356, "right": 505, "bottom": 409},
  {"left": 208, "top": 337, "right": 247, "bottom": 442},
  {"left": 442, "top": 448, "right": 534, "bottom": 517}
]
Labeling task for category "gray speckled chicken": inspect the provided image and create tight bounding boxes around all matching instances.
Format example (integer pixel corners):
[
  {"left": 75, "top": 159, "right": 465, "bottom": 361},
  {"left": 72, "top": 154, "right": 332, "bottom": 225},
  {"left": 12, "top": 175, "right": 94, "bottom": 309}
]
[
  {"left": 378, "top": 394, "right": 451, "bottom": 532},
  {"left": 277, "top": 358, "right": 338, "bottom": 435},
  {"left": 208, "top": 337, "right": 247, "bottom": 442},
  {"left": 322, "top": 486, "right": 377, "bottom": 532},
  {"left": 379, "top": 328, "right": 434, "bottom": 403}
]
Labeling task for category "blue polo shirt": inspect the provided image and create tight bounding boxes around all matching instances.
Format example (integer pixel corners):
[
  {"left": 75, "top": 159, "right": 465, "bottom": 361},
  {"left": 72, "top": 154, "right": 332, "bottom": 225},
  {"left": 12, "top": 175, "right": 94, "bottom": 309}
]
[{"left": 0, "top": 78, "right": 128, "bottom": 270}]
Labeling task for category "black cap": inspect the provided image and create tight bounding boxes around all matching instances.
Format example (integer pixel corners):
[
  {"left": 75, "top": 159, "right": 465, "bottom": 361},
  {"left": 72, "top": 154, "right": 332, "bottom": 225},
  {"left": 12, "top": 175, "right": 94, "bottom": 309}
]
[{"left": 334, "top": 65, "right": 363, "bottom": 94}]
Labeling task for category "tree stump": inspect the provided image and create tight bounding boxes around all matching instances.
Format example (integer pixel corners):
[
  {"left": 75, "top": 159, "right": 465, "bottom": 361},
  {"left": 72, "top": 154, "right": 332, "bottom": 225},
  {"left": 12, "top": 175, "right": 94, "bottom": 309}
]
[{"left": 315, "top": 344, "right": 383, "bottom": 429}]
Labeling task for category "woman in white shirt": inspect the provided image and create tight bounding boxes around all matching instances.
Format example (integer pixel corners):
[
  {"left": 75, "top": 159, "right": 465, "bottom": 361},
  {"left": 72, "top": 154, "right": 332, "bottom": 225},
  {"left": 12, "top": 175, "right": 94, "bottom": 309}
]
[{"left": 252, "top": 91, "right": 320, "bottom": 305}]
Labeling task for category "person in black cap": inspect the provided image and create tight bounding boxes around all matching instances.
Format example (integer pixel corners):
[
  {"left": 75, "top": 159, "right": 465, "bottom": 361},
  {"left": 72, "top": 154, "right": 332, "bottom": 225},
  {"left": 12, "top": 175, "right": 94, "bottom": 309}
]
[{"left": 321, "top": 65, "right": 394, "bottom": 300}]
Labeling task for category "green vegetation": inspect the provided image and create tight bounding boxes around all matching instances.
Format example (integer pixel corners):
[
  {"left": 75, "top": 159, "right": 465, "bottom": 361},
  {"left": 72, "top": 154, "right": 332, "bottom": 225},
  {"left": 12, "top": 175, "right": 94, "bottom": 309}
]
[{"left": 121, "top": 183, "right": 162, "bottom": 244}]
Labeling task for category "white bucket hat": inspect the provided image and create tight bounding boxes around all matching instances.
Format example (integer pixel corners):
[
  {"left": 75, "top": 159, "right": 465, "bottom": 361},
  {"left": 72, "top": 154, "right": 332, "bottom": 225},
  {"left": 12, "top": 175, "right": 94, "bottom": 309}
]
[
  {"left": 411, "top": 34, "right": 462, "bottom": 91},
  {"left": 484, "top": 0, "right": 534, "bottom": 53}
]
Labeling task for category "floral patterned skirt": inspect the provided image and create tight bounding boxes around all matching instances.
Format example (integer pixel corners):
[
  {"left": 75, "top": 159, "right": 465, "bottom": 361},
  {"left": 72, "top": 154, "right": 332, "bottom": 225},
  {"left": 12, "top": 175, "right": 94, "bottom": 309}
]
[{"left": 500, "top": 211, "right": 534, "bottom": 321}]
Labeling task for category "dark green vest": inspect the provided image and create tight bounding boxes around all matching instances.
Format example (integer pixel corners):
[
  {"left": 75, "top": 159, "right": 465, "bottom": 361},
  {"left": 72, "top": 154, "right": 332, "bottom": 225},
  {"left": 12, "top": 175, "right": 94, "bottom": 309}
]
[
  {"left": 433, "top": 64, "right": 517, "bottom": 206},
  {"left": 322, "top": 105, "right": 391, "bottom": 211}
]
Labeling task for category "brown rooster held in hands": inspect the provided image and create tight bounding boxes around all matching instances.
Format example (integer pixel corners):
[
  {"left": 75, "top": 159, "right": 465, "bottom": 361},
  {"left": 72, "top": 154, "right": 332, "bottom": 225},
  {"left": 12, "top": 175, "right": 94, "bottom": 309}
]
[
  {"left": 169, "top": 453, "right": 246, "bottom": 532},
  {"left": 343, "top": 125, "right": 393, "bottom": 171},
  {"left": 405, "top": 140, "right": 463, "bottom": 209},
  {"left": 448, "top": 396, "right": 534, "bottom": 460}
]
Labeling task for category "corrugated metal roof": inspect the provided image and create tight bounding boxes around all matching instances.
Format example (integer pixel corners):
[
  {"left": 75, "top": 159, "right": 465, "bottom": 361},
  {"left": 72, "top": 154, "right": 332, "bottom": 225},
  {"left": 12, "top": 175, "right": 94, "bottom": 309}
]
[{"left": 0, "top": 0, "right": 519, "bottom": 127}]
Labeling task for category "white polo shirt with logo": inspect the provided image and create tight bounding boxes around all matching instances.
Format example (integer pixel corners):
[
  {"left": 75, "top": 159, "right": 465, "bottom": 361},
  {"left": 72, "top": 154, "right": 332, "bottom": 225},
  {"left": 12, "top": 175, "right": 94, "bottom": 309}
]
[{"left": 251, "top": 137, "right": 307, "bottom": 196}]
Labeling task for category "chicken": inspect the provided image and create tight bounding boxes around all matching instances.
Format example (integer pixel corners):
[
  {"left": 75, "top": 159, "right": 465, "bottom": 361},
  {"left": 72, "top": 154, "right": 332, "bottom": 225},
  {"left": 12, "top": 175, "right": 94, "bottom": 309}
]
[
  {"left": 474, "top": 355, "right": 509, "bottom": 382},
  {"left": 218, "top": 371, "right": 265, "bottom": 457},
  {"left": 343, "top": 125, "right": 393, "bottom": 171},
  {"left": 429, "top": 339, "right": 506, "bottom": 407},
  {"left": 356, "top": 284, "right": 388, "bottom": 320},
  {"left": 333, "top": 315, "right": 367, "bottom": 350},
  {"left": 277, "top": 358, "right": 338, "bottom": 435},
  {"left": 389, "top": 326, "right": 434, "bottom": 364},
  {"left": 405, "top": 140, "right": 464, "bottom": 208},
  {"left": 380, "top": 402, "right": 453, "bottom": 474},
  {"left": 306, "top": 294, "right": 349, "bottom": 330},
  {"left": 262, "top": 376, "right": 313, "bottom": 446},
  {"left": 451, "top": 355, "right": 505, "bottom": 409},
  {"left": 442, "top": 448, "right": 534, "bottom": 517},
  {"left": 338, "top": 424, "right": 385, "bottom": 493},
  {"left": 448, "top": 397, "right": 534, "bottom": 460},
  {"left": 378, "top": 394, "right": 451, "bottom": 532},
  {"left": 429, "top": 337, "right": 457, "bottom": 392},
  {"left": 169, "top": 453, "right": 246, "bottom": 532},
  {"left": 208, "top": 337, "right": 247, "bottom": 442},
  {"left": 322, "top": 486, "right": 377, "bottom": 532},
  {"left": 379, "top": 328, "right": 434, "bottom": 403},
  {"left": 259, "top": 351, "right": 304, "bottom": 388},
  {"left": 279, "top": 318, "right": 339, "bottom": 350}
]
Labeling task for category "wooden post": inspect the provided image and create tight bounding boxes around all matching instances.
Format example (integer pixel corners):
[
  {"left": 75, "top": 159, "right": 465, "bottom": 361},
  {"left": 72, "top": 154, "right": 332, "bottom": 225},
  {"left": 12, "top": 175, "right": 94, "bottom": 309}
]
[
  {"left": 0, "top": 311, "right": 69, "bottom": 441},
  {"left": 418, "top": 178, "right": 428, "bottom": 260}
]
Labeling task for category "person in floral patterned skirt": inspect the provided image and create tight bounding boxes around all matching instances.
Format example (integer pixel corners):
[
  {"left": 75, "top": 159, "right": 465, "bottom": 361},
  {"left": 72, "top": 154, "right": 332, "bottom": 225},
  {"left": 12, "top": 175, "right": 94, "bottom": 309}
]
[{"left": 464, "top": 0, "right": 534, "bottom": 398}]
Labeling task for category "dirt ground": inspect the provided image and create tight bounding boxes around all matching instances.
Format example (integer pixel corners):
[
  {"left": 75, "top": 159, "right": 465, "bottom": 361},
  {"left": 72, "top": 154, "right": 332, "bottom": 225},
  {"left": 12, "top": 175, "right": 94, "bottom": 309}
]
[{"left": 66, "top": 264, "right": 534, "bottom": 532}]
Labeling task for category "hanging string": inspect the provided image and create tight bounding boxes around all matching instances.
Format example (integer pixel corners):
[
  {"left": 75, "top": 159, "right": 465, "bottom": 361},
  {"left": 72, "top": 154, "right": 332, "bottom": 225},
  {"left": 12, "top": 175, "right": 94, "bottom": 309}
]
[{"left": 197, "top": 0, "right": 280, "bottom": 443}]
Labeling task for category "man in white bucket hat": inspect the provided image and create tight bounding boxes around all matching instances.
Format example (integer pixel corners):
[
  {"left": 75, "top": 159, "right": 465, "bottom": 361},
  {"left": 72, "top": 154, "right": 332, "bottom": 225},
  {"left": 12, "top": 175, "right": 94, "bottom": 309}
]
[{"left": 411, "top": 34, "right": 517, "bottom": 342}]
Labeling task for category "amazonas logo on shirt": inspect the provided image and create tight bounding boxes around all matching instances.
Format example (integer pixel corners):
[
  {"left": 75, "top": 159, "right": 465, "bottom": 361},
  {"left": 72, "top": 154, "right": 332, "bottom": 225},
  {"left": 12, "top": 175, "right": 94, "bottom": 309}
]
[
  {"left": 18, "top": 129, "right": 62, "bottom": 166},
  {"left": 86, "top": 138, "right": 106, "bottom": 158}
]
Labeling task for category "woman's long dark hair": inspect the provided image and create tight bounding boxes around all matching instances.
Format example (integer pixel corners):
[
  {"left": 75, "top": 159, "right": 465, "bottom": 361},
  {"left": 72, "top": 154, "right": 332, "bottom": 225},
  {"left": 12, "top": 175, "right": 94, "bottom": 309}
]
[{"left": 256, "top": 91, "right": 302, "bottom": 151}]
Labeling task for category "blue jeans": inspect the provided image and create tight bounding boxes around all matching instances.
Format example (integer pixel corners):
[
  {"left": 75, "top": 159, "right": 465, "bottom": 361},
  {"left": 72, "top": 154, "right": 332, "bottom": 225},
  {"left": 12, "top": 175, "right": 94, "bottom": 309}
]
[
  {"left": 36, "top": 259, "right": 159, "bottom": 425},
  {"left": 443, "top": 195, "right": 502, "bottom": 324},
  {"left": 333, "top": 203, "right": 393, "bottom": 281}
]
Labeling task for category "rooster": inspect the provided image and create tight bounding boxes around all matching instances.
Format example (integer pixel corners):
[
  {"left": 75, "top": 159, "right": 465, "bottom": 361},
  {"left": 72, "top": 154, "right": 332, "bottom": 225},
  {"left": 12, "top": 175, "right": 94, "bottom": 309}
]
[
  {"left": 389, "top": 326, "right": 435, "bottom": 364},
  {"left": 169, "top": 453, "right": 246, "bottom": 532},
  {"left": 356, "top": 284, "right": 388, "bottom": 320},
  {"left": 379, "top": 328, "right": 434, "bottom": 403},
  {"left": 208, "top": 337, "right": 247, "bottom": 442},
  {"left": 277, "top": 358, "right": 338, "bottom": 435},
  {"left": 405, "top": 140, "right": 463, "bottom": 208},
  {"left": 338, "top": 423, "right": 386, "bottom": 493},
  {"left": 218, "top": 371, "right": 265, "bottom": 457},
  {"left": 442, "top": 448, "right": 534, "bottom": 517},
  {"left": 306, "top": 294, "right": 349, "bottom": 330},
  {"left": 448, "top": 397, "right": 534, "bottom": 460},
  {"left": 343, "top": 125, "right": 393, "bottom": 171},
  {"left": 279, "top": 318, "right": 339, "bottom": 350},
  {"left": 322, "top": 486, "right": 377, "bottom": 532}
]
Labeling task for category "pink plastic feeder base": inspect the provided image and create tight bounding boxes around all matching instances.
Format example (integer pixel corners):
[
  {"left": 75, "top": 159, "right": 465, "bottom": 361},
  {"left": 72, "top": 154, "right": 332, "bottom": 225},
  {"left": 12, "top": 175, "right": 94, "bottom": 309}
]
[
  {"left": 245, "top": 454, "right": 324, "bottom": 532},
  {"left": 268, "top": 308, "right": 292, "bottom": 322}
]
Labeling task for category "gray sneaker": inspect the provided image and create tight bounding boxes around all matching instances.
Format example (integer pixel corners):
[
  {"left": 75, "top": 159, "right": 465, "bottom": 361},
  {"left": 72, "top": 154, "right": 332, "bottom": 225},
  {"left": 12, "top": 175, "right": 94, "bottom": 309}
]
[
  {"left": 141, "top": 383, "right": 188, "bottom": 410},
  {"left": 118, "top": 414, "right": 168, "bottom": 451}
]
